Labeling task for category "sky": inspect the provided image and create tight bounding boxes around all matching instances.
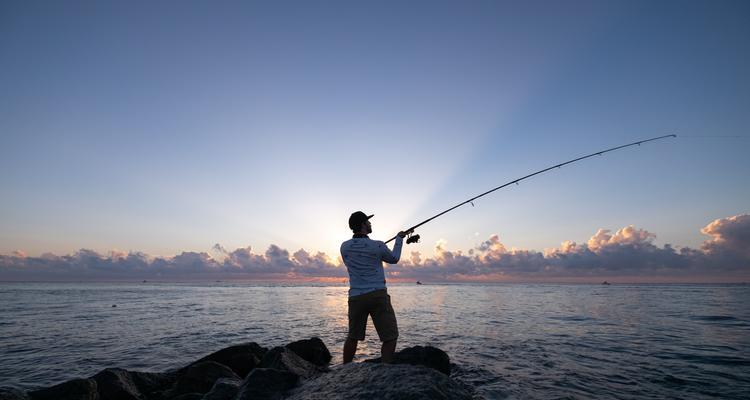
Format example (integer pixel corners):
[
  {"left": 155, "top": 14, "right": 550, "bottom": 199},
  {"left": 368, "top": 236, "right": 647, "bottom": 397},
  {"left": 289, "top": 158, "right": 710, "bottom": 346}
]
[{"left": 1, "top": 0, "right": 749, "bottom": 282}]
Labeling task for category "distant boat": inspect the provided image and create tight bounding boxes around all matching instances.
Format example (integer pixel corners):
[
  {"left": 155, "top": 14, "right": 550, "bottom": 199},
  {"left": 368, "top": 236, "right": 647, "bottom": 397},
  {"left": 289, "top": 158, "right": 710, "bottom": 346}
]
[
  {"left": 602, "top": 281, "right": 611, "bottom": 285},
  {"left": 416, "top": 281, "right": 423, "bottom": 285},
  {"left": 142, "top": 280, "right": 147, "bottom": 283}
]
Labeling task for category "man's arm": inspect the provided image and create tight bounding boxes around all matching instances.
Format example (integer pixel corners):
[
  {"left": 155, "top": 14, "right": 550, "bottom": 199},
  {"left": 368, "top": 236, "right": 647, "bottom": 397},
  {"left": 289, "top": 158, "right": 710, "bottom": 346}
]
[{"left": 379, "top": 235, "right": 404, "bottom": 264}]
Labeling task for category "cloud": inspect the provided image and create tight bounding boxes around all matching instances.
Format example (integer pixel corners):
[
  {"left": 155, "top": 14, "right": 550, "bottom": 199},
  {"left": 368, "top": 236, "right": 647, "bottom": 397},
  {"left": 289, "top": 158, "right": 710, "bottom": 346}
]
[
  {"left": 700, "top": 214, "right": 750, "bottom": 257},
  {"left": 388, "top": 214, "right": 750, "bottom": 281},
  {"left": 585, "top": 226, "right": 656, "bottom": 252},
  {"left": 1, "top": 214, "right": 749, "bottom": 282}
]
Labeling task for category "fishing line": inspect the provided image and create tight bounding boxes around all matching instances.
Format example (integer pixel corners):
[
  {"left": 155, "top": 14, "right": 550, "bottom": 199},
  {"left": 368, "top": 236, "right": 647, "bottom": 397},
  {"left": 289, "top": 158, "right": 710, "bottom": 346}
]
[
  {"left": 678, "top": 135, "right": 746, "bottom": 138},
  {"left": 385, "top": 134, "right": 678, "bottom": 244}
]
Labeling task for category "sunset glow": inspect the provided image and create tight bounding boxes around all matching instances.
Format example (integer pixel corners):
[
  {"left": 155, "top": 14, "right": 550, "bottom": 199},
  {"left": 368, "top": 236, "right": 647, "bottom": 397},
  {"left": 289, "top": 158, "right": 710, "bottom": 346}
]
[{"left": 1, "top": 1, "right": 748, "bottom": 282}]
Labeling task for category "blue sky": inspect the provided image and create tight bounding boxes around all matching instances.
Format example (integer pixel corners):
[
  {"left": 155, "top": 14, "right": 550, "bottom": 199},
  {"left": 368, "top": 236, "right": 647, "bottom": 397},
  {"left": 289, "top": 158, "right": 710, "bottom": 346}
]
[{"left": 1, "top": 1, "right": 748, "bottom": 280}]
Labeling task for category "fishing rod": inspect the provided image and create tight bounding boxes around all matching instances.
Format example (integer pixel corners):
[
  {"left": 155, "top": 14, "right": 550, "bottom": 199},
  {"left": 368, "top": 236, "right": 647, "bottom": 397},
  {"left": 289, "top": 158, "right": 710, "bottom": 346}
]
[{"left": 385, "top": 134, "right": 677, "bottom": 244}]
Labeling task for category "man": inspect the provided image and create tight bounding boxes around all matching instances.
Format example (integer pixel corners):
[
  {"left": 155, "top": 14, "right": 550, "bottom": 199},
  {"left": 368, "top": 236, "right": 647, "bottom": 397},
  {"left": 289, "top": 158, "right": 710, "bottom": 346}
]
[{"left": 340, "top": 211, "right": 410, "bottom": 364}]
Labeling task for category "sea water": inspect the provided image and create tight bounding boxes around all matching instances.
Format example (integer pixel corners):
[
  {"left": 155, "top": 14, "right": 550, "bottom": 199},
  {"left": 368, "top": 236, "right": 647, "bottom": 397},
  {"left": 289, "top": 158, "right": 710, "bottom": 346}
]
[{"left": 1, "top": 282, "right": 748, "bottom": 399}]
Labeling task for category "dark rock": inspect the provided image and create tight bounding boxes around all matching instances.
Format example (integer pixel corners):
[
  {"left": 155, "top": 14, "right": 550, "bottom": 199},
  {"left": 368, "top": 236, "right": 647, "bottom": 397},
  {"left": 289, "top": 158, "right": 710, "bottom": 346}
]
[
  {"left": 200, "top": 378, "right": 241, "bottom": 400},
  {"left": 28, "top": 378, "right": 99, "bottom": 400},
  {"left": 284, "top": 362, "right": 472, "bottom": 400},
  {"left": 366, "top": 345, "right": 451, "bottom": 375},
  {"left": 91, "top": 368, "right": 178, "bottom": 400},
  {"left": 258, "top": 347, "right": 324, "bottom": 379},
  {"left": 90, "top": 368, "right": 179, "bottom": 400},
  {"left": 234, "top": 368, "right": 298, "bottom": 400},
  {"left": 0, "top": 388, "right": 29, "bottom": 400},
  {"left": 128, "top": 370, "right": 178, "bottom": 396},
  {"left": 171, "top": 394, "right": 202, "bottom": 400},
  {"left": 91, "top": 369, "right": 140, "bottom": 400},
  {"left": 171, "top": 361, "right": 240, "bottom": 396},
  {"left": 285, "top": 338, "right": 332, "bottom": 366},
  {"left": 181, "top": 343, "right": 267, "bottom": 379}
]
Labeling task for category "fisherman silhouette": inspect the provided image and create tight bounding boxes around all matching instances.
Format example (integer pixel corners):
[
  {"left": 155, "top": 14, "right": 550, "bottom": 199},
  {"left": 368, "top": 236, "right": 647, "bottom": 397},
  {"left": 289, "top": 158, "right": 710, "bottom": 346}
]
[{"left": 340, "top": 211, "right": 410, "bottom": 364}]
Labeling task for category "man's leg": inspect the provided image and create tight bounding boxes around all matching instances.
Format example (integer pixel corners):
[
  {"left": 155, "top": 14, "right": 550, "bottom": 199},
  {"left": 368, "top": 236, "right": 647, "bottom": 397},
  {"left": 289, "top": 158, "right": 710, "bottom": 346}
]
[
  {"left": 343, "top": 337, "right": 358, "bottom": 364},
  {"left": 372, "top": 292, "right": 399, "bottom": 363},
  {"left": 346, "top": 295, "right": 368, "bottom": 364},
  {"left": 381, "top": 338, "right": 397, "bottom": 363}
]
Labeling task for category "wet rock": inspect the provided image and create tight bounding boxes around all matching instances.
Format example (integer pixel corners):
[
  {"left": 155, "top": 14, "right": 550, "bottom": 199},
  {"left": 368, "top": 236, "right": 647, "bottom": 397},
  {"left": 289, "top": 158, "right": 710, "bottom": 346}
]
[
  {"left": 171, "top": 394, "right": 202, "bottom": 400},
  {"left": 28, "top": 378, "right": 99, "bottom": 400},
  {"left": 200, "top": 377, "right": 242, "bottom": 400},
  {"left": 0, "top": 388, "right": 29, "bottom": 400},
  {"left": 128, "top": 370, "right": 178, "bottom": 396},
  {"left": 258, "top": 347, "right": 324, "bottom": 379},
  {"left": 8, "top": 341, "right": 466, "bottom": 400},
  {"left": 171, "top": 361, "right": 240, "bottom": 396},
  {"left": 285, "top": 362, "right": 472, "bottom": 400},
  {"left": 234, "top": 368, "right": 298, "bottom": 400},
  {"left": 366, "top": 345, "right": 451, "bottom": 375},
  {"left": 91, "top": 368, "right": 176, "bottom": 400},
  {"left": 285, "top": 337, "right": 332, "bottom": 366},
  {"left": 90, "top": 368, "right": 140, "bottom": 400},
  {"left": 181, "top": 342, "right": 267, "bottom": 379}
]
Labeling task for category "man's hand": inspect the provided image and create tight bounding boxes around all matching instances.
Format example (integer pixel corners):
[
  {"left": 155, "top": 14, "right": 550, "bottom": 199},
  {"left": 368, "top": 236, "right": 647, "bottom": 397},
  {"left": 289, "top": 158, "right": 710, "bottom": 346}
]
[{"left": 397, "top": 229, "right": 414, "bottom": 238}]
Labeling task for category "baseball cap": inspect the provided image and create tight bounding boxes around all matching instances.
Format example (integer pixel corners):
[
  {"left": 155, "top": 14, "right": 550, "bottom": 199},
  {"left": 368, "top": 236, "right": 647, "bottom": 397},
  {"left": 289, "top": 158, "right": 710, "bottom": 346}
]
[{"left": 348, "top": 211, "right": 374, "bottom": 230}]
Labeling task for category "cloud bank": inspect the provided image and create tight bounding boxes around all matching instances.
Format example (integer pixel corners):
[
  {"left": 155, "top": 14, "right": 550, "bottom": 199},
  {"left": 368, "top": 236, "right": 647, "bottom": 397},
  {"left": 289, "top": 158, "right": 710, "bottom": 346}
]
[{"left": 1, "top": 215, "right": 749, "bottom": 282}]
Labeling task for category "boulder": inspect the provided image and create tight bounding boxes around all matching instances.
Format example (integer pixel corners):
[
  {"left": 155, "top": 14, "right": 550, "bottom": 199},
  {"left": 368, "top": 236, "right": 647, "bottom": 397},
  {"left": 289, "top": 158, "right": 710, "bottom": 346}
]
[
  {"left": 128, "top": 370, "right": 178, "bottom": 396},
  {"left": 0, "top": 388, "right": 29, "bottom": 400},
  {"left": 285, "top": 338, "right": 331, "bottom": 366},
  {"left": 28, "top": 378, "right": 98, "bottom": 400},
  {"left": 86, "top": 368, "right": 179, "bottom": 400},
  {"left": 200, "top": 378, "right": 242, "bottom": 400},
  {"left": 366, "top": 346, "right": 451, "bottom": 375},
  {"left": 180, "top": 342, "right": 267, "bottom": 379},
  {"left": 234, "top": 368, "right": 298, "bottom": 400},
  {"left": 285, "top": 362, "right": 472, "bottom": 400},
  {"left": 8, "top": 341, "right": 465, "bottom": 400},
  {"left": 258, "top": 347, "right": 323, "bottom": 379},
  {"left": 171, "top": 394, "right": 202, "bottom": 400},
  {"left": 171, "top": 361, "right": 240, "bottom": 396},
  {"left": 90, "top": 368, "right": 140, "bottom": 400},
  {"left": 90, "top": 368, "right": 176, "bottom": 400}
]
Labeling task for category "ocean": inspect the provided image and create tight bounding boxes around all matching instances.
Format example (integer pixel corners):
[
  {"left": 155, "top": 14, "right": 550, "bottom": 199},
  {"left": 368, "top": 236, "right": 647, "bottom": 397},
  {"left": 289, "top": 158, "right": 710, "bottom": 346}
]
[{"left": 1, "top": 282, "right": 748, "bottom": 399}]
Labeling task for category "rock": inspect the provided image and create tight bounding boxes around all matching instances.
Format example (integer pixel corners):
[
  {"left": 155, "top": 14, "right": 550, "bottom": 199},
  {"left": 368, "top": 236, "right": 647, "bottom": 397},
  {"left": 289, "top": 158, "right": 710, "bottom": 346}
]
[
  {"left": 90, "top": 368, "right": 140, "bottom": 400},
  {"left": 200, "top": 378, "right": 242, "bottom": 400},
  {"left": 91, "top": 368, "right": 173, "bottom": 400},
  {"left": 285, "top": 362, "right": 472, "bottom": 400},
  {"left": 89, "top": 368, "right": 178, "bottom": 400},
  {"left": 28, "top": 378, "right": 99, "bottom": 400},
  {"left": 258, "top": 347, "right": 324, "bottom": 379},
  {"left": 171, "top": 361, "right": 240, "bottom": 396},
  {"left": 0, "top": 388, "right": 29, "bottom": 400},
  {"left": 234, "top": 368, "right": 298, "bottom": 400},
  {"left": 366, "top": 345, "right": 451, "bottom": 375},
  {"left": 9, "top": 341, "right": 465, "bottom": 400},
  {"left": 171, "top": 394, "right": 202, "bottom": 400},
  {"left": 285, "top": 338, "right": 332, "bottom": 366},
  {"left": 181, "top": 342, "right": 267, "bottom": 379},
  {"left": 128, "top": 370, "right": 178, "bottom": 396}
]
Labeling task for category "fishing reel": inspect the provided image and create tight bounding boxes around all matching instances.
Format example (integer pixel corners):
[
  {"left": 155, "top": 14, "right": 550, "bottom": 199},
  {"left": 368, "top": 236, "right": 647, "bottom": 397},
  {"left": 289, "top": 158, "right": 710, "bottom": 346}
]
[{"left": 406, "top": 232, "right": 421, "bottom": 244}]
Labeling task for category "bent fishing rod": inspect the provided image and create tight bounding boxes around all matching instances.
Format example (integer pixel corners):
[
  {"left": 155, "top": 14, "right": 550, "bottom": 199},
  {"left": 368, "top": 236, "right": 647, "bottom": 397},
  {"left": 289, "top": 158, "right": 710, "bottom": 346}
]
[{"left": 385, "top": 134, "right": 677, "bottom": 244}]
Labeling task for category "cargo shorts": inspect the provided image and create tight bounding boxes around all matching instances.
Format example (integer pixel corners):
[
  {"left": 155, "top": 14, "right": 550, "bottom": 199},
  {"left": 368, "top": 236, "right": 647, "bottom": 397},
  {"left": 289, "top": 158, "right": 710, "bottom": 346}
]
[{"left": 347, "top": 289, "right": 399, "bottom": 342}]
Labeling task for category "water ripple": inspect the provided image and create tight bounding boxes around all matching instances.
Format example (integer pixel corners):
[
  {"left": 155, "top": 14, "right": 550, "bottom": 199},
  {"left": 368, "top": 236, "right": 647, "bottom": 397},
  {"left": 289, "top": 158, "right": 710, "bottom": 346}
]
[{"left": 1, "top": 282, "right": 749, "bottom": 399}]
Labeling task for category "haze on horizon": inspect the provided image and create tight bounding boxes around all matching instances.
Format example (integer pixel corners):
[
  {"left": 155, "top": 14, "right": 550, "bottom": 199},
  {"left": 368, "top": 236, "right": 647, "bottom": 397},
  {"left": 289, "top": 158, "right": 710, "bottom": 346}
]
[{"left": 1, "top": 1, "right": 748, "bottom": 282}]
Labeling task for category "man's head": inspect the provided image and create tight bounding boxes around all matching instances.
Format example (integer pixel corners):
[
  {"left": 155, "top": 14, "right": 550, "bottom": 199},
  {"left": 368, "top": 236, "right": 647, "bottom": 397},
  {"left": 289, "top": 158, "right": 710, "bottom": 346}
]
[{"left": 348, "top": 211, "right": 373, "bottom": 234}]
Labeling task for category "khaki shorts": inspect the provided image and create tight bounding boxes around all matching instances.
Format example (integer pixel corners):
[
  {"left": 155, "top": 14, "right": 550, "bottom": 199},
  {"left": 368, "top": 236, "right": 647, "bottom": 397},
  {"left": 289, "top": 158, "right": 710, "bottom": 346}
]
[{"left": 347, "top": 289, "right": 399, "bottom": 342}]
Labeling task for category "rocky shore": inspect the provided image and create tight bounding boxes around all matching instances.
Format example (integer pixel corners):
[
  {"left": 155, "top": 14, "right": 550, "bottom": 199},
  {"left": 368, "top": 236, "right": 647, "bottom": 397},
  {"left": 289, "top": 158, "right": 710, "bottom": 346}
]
[{"left": 0, "top": 338, "right": 476, "bottom": 400}]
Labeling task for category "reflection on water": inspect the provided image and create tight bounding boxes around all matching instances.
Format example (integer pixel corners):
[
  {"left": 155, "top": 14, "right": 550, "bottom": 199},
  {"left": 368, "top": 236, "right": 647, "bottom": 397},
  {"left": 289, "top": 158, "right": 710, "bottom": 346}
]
[{"left": 1, "top": 282, "right": 749, "bottom": 399}]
